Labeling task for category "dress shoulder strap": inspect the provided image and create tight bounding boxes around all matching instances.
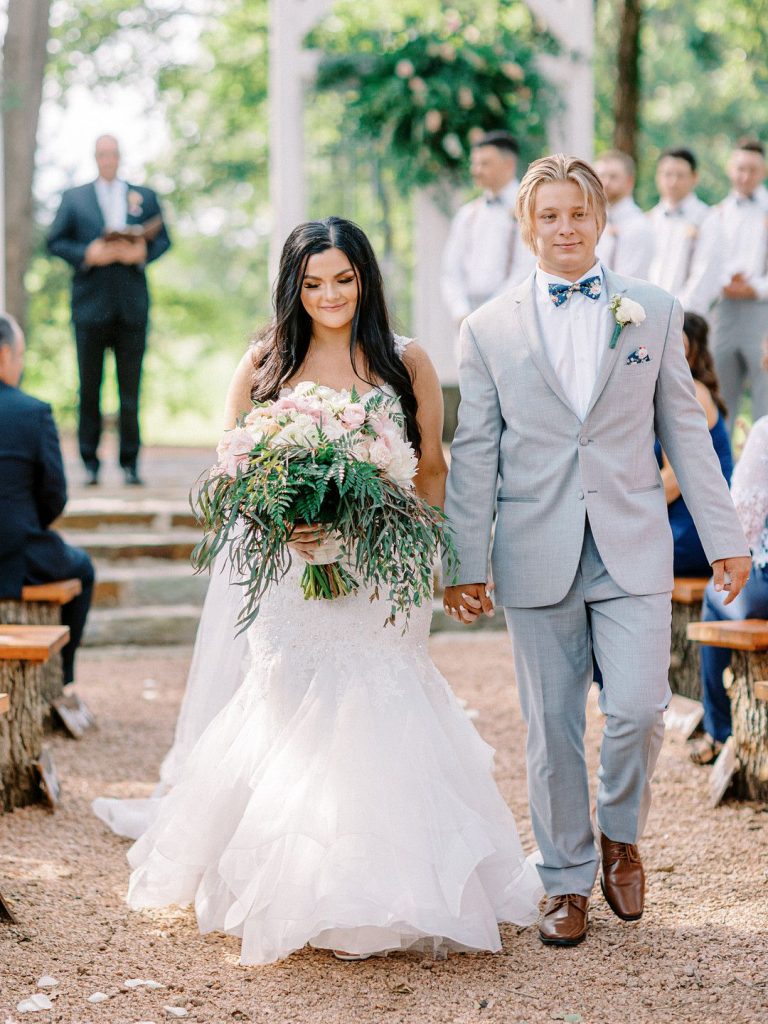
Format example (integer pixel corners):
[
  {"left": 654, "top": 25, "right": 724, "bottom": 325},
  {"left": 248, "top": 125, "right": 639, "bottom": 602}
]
[{"left": 392, "top": 334, "right": 414, "bottom": 358}]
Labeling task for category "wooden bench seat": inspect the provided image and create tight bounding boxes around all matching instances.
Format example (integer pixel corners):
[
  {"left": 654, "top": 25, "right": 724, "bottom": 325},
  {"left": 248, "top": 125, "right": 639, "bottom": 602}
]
[
  {"left": 687, "top": 619, "right": 768, "bottom": 802},
  {"left": 0, "top": 625, "right": 69, "bottom": 812},
  {"left": 670, "top": 577, "right": 710, "bottom": 701},
  {"left": 0, "top": 580, "right": 81, "bottom": 708}
]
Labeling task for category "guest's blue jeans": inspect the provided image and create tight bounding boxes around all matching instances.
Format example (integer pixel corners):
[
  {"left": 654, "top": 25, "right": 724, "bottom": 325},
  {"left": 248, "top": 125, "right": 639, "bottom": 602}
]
[{"left": 700, "top": 565, "right": 768, "bottom": 742}]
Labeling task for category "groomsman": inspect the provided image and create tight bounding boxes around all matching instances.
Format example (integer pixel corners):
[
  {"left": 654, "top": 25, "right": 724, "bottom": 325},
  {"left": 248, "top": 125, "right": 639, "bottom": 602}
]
[
  {"left": 647, "top": 148, "right": 722, "bottom": 316},
  {"left": 594, "top": 150, "right": 654, "bottom": 278},
  {"left": 710, "top": 137, "right": 768, "bottom": 424},
  {"left": 441, "top": 131, "right": 535, "bottom": 325}
]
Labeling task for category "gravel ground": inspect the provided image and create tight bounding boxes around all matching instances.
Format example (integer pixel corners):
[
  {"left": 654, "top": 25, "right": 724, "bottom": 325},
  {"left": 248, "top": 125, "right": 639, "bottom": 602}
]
[{"left": 2, "top": 634, "right": 767, "bottom": 1024}]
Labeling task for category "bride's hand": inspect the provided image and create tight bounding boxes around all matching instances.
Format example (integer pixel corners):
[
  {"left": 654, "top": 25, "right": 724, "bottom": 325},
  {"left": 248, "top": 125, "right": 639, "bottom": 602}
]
[{"left": 288, "top": 523, "right": 327, "bottom": 562}]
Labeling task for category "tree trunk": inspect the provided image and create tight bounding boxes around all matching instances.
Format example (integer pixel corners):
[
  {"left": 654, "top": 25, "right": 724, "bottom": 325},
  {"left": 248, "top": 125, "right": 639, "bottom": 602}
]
[
  {"left": 612, "top": 0, "right": 642, "bottom": 164},
  {"left": 729, "top": 651, "right": 768, "bottom": 802},
  {"left": 0, "top": 599, "right": 64, "bottom": 711},
  {"left": 2, "top": 0, "right": 52, "bottom": 326},
  {"left": 0, "top": 660, "right": 44, "bottom": 812}
]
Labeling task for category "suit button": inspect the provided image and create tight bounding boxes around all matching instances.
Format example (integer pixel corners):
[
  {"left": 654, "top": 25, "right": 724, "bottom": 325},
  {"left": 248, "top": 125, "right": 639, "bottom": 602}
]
[
  {"left": 579, "top": 437, "right": 589, "bottom": 446},
  {"left": 578, "top": 490, "right": 584, "bottom": 500}
]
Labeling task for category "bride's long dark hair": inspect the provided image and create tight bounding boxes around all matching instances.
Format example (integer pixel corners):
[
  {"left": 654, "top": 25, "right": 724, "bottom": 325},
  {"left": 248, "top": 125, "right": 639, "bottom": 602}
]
[{"left": 251, "top": 216, "right": 421, "bottom": 455}]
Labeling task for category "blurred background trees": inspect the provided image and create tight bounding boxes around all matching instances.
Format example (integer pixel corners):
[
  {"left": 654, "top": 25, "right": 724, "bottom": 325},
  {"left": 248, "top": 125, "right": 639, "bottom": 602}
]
[{"left": 3, "top": 0, "right": 768, "bottom": 442}]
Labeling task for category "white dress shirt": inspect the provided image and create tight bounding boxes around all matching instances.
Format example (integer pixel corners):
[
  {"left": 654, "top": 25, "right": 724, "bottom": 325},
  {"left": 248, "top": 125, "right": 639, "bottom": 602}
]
[
  {"left": 95, "top": 177, "right": 128, "bottom": 230},
  {"left": 441, "top": 178, "right": 536, "bottom": 321},
  {"left": 647, "top": 192, "right": 722, "bottom": 314},
  {"left": 534, "top": 261, "right": 614, "bottom": 421},
  {"left": 715, "top": 184, "right": 768, "bottom": 300},
  {"left": 595, "top": 195, "right": 654, "bottom": 279}
]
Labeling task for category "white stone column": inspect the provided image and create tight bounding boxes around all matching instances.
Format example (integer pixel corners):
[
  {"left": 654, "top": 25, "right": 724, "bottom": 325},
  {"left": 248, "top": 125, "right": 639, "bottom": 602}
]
[
  {"left": 525, "top": 0, "right": 595, "bottom": 159},
  {"left": 268, "top": 0, "right": 332, "bottom": 281},
  {"left": 412, "top": 187, "right": 459, "bottom": 385}
]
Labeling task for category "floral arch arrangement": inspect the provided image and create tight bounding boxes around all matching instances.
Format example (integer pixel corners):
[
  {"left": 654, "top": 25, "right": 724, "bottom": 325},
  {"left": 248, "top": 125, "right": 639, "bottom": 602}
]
[{"left": 309, "top": 4, "right": 558, "bottom": 191}]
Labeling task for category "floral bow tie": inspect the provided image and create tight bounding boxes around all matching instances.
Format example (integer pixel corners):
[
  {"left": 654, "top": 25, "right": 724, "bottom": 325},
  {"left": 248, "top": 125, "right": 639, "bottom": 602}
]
[{"left": 547, "top": 276, "right": 602, "bottom": 307}]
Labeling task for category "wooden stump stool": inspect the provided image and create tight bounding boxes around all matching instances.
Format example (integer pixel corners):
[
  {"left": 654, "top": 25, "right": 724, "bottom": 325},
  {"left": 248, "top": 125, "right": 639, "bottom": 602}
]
[
  {"left": 0, "top": 579, "right": 81, "bottom": 708},
  {"left": 687, "top": 619, "right": 768, "bottom": 802},
  {"left": 670, "top": 577, "right": 709, "bottom": 701},
  {"left": 0, "top": 625, "right": 69, "bottom": 812}
]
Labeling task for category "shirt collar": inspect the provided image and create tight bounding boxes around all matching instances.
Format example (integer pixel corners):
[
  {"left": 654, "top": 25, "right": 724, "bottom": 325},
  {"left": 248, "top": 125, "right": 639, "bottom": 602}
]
[
  {"left": 485, "top": 178, "right": 519, "bottom": 207},
  {"left": 535, "top": 261, "right": 603, "bottom": 301},
  {"left": 607, "top": 195, "right": 639, "bottom": 222}
]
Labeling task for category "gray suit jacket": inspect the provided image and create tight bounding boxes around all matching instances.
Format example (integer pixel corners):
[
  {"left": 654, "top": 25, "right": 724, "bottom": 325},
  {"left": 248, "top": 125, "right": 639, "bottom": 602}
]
[{"left": 445, "top": 267, "right": 749, "bottom": 608}]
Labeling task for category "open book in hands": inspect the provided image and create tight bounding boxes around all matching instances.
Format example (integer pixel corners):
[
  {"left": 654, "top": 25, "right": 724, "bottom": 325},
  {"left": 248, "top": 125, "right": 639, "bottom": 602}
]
[{"left": 103, "top": 213, "right": 163, "bottom": 243}]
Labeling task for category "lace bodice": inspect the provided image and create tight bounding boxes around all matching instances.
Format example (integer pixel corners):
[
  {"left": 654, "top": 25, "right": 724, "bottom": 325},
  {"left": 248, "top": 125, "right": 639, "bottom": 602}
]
[{"left": 731, "top": 416, "right": 768, "bottom": 567}]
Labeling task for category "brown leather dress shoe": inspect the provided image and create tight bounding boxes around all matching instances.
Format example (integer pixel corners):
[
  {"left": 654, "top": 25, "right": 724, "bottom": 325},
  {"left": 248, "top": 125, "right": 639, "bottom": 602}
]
[
  {"left": 599, "top": 833, "right": 645, "bottom": 921},
  {"left": 538, "top": 894, "right": 590, "bottom": 946}
]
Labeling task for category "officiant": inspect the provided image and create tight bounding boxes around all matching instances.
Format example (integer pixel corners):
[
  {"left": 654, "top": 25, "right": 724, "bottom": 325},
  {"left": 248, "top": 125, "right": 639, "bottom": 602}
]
[{"left": 47, "top": 134, "right": 171, "bottom": 486}]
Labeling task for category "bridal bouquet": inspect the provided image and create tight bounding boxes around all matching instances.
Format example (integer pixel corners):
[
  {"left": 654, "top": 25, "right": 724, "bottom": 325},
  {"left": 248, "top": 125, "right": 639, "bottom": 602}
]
[{"left": 192, "top": 383, "right": 457, "bottom": 630}]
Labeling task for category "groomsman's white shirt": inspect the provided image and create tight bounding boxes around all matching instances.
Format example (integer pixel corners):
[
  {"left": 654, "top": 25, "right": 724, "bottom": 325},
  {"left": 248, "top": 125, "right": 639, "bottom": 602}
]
[
  {"left": 647, "top": 192, "right": 722, "bottom": 315},
  {"left": 595, "top": 196, "right": 654, "bottom": 279},
  {"left": 95, "top": 177, "right": 128, "bottom": 231},
  {"left": 441, "top": 178, "right": 536, "bottom": 322},
  {"left": 535, "top": 261, "right": 614, "bottom": 421},
  {"left": 715, "top": 184, "right": 768, "bottom": 301}
]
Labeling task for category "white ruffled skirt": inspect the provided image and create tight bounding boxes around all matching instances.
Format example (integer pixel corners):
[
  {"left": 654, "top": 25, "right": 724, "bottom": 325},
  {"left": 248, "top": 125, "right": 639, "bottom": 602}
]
[{"left": 125, "top": 561, "right": 542, "bottom": 964}]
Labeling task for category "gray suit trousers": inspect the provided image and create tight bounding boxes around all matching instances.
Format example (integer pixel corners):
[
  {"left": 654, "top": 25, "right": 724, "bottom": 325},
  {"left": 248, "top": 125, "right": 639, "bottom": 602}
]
[
  {"left": 711, "top": 298, "right": 768, "bottom": 426},
  {"left": 504, "top": 524, "right": 671, "bottom": 897}
]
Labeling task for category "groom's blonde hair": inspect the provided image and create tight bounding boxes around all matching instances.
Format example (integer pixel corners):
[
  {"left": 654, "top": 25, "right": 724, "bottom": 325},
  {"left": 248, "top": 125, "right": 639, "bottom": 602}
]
[{"left": 515, "top": 153, "right": 607, "bottom": 253}]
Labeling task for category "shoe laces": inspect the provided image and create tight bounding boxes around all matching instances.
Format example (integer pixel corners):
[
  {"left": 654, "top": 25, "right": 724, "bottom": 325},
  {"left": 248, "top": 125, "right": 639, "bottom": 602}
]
[
  {"left": 548, "top": 894, "right": 587, "bottom": 915},
  {"left": 604, "top": 839, "right": 640, "bottom": 864}
]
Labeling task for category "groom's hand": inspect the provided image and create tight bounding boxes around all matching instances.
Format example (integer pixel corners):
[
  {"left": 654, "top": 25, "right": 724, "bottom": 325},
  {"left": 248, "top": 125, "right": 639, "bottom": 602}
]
[
  {"left": 443, "top": 583, "right": 495, "bottom": 624},
  {"left": 712, "top": 556, "right": 752, "bottom": 605}
]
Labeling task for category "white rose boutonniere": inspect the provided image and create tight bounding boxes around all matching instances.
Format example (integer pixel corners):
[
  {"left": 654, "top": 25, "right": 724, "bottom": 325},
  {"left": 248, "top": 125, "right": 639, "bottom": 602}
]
[{"left": 609, "top": 294, "right": 646, "bottom": 349}]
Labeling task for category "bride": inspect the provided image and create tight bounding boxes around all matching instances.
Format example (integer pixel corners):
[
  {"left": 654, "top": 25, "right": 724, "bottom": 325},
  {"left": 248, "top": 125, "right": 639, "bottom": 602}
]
[{"left": 118, "top": 216, "right": 542, "bottom": 964}]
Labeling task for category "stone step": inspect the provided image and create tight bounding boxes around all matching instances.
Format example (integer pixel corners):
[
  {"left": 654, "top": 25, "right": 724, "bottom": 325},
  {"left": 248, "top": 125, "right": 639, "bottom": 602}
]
[
  {"left": 83, "top": 604, "right": 202, "bottom": 646},
  {"left": 57, "top": 499, "right": 198, "bottom": 531},
  {"left": 92, "top": 563, "right": 210, "bottom": 608},
  {"left": 61, "top": 529, "right": 201, "bottom": 563}
]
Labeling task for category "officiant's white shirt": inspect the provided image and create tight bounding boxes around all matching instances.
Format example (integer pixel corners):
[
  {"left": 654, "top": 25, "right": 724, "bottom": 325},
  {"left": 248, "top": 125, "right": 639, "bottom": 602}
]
[
  {"left": 95, "top": 177, "right": 128, "bottom": 230},
  {"left": 534, "top": 261, "right": 614, "bottom": 421}
]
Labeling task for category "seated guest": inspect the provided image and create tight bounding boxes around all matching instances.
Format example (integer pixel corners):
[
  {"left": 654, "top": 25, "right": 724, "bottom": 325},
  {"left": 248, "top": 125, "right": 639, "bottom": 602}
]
[
  {"left": 657, "top": 312, "right": 733, "bottom": 576},
  {"left": 690, "top": 415, "right": 768, "bottom": 764},
  {"left": 0, "top": 314, "right": 94, "bottom": 687}
]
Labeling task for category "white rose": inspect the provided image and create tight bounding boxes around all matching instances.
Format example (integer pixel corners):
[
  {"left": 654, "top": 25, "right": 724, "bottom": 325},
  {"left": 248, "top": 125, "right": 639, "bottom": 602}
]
[
  {"left": 385, "top": 438, "right": 418, "bottom": 488},
  {"left": 616, "top": 296, "right": 646, "bottom": 326},
  {"left": 368, "top": 438, "right": 393, "bottom": 470},
  {"left": 273, "top": 413, "right": 320, "bottom": 447}
]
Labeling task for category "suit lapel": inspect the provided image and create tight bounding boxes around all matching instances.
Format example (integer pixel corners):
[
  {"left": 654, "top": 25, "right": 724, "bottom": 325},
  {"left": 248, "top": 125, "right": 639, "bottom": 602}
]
[
  {"left": 512, "top": 276, "right": 578, "bottom": 416},
  {"left": 583, "top": 266, "right": 628, "bottom": 419},
  {"left": 88, "top": 182, "right": 105, "bottom": 231}
]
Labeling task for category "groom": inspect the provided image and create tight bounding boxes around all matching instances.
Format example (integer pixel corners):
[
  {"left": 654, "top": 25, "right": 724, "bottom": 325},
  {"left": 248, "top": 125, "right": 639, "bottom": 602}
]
[{"left": 444, "top": 154, "right": 750, "bottom": 946}]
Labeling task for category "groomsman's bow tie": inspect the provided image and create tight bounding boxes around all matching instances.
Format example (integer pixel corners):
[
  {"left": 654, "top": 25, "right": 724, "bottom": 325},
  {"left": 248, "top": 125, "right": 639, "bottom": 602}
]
[
  {"left": 736, "top": 194, "right": 756, "bottom": 205},
  {"left": 548, "top": 276, "right": 602, "bottom": 307},
  {"left": 663, "top": 206, "right": 684, "bottom": 217},
  {"left": 485, "top": 195, "right": 503, "bottom": 206}
]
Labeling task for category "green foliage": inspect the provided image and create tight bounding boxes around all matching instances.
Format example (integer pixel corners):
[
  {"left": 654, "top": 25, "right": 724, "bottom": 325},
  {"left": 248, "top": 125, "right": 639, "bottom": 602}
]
[
  {"left": 309, "top": 1, "right": 557, "bottom": 191},
  {"left": 594, "top": 0, "right": 768, "bottom": 207}
]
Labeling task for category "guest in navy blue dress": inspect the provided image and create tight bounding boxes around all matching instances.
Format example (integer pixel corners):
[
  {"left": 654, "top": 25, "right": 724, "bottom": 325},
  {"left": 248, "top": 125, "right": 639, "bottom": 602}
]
[{"left": 656, "top": 313, "right": 733, "bottom": 576}]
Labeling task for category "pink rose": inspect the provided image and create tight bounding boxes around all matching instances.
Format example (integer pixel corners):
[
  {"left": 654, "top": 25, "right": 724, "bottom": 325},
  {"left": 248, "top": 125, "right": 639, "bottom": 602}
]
[
  {"left": 340, "top": 403, "right": 366, "bottom": 430},
  {"left": 216, "top": 427, "right": 253, "bottom": 478}
]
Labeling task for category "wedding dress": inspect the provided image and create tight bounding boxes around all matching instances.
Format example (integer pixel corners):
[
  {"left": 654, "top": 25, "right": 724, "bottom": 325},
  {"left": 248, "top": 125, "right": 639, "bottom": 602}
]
[{"left": 118, "top": 338, "right": 543, "bottom": 964}]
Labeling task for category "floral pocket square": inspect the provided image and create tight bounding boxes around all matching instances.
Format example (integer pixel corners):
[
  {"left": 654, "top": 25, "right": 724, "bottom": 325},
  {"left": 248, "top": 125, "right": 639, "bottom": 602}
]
[{"left": 626, "top": 346, "right": 651, "bottom": 365}]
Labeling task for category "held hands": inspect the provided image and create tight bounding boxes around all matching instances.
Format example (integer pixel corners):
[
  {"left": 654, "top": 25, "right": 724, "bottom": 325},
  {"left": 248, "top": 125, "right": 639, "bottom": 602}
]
[
  {"left": 712, "top": 556, "right": 752, "bottom": 605},
  {"left": 84, "top": 238, "right": 147, "bottom": 267},
  {"left": 723, "top": 273, "right": 758, "bottom": 301},
  {"left": 443, "top": 583, "right": 495, "bottom": 625},
  {"left": 288, "top": 523, "right": 327, "bottom": 563}
]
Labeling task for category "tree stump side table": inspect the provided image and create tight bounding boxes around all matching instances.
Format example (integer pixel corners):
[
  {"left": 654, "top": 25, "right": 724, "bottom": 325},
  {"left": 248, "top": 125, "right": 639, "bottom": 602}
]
[
  {"left": 0, "top": 579, "right": 82, "bottom": 710},
  {"left": 687, "top": 618, "right": 768, "bottom": 803},
  {"left": 0, "top": 625, "right": 69, "bottom": 812},
  {"left": 670, "top": 577, "right": 709, "bottom": 701}
]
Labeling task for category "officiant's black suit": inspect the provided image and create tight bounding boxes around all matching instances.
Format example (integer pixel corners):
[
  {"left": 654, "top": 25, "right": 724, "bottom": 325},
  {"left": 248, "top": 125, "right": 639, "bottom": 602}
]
[
  {"left": 0, "top": 380, "right": 94, "bottom": 683},
  {"left": 47, "top": 182, "right": 171, "bottom": 475}
]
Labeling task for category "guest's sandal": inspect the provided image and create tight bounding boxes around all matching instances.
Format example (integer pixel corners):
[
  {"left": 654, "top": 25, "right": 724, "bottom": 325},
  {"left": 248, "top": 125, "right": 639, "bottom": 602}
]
[{"left": 688, "top": 733, "right": 724, "bottom": 765}]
